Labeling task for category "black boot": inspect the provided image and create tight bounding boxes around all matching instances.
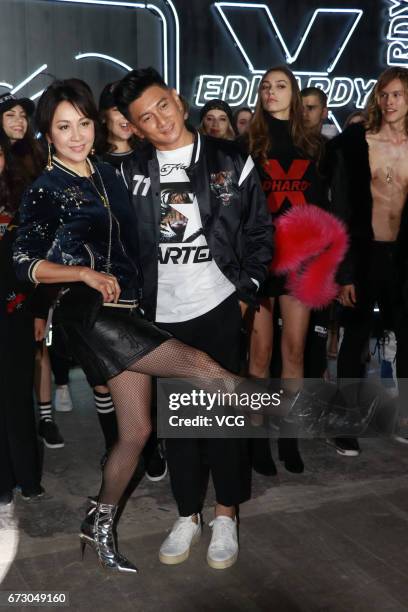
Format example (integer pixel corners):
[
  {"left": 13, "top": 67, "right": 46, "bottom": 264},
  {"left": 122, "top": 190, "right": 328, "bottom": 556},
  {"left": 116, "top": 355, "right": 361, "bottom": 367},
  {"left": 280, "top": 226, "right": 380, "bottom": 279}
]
[
  {"left": 251, "top": 439, "right": 277, "bottom": 476},
  {"left": 278, "top": 438, "right": 304, "bottom": 474}
]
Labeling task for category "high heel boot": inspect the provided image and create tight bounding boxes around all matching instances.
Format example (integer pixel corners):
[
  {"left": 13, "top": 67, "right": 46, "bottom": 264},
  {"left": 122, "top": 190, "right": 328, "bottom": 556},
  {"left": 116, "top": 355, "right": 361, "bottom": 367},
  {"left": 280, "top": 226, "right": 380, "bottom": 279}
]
[{"left": 79, "top": 502, "right": 138, "bottom": 574}]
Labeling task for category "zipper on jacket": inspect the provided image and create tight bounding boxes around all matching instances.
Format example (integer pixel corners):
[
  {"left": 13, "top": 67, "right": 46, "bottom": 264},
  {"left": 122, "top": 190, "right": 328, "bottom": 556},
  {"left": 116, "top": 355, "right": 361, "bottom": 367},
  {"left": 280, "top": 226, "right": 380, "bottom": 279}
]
[{"left": 84, "top": 243, "right": 95, "bottom": 269}]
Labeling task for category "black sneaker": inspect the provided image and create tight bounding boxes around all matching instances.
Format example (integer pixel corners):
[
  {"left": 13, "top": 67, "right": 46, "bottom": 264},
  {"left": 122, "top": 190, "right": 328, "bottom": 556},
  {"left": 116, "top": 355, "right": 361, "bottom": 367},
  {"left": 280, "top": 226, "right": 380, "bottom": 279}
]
[
  {"left": 0, "top": 491, "right": 13, "bottom": 506},
  {"left": 328, "top": 437, "right": 361, "bottom": 456},
  {"left": 145, "top": 444, "right": 167, "bottom": 482},
  {"left": 38, "top": 419, "right": 65, "bottom": 449},
  {"left": 21, "top": 486, "right": 45, "bottom": 501}
]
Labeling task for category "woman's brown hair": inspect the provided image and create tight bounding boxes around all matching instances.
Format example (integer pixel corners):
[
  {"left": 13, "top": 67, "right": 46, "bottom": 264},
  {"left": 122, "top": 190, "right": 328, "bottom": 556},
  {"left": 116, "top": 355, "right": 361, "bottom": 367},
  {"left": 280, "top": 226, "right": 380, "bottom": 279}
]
[
  {"left": 248, "top": 65, "right": 321, "bottom": 163},
  {"left": 365, "top": 67, "right": 408, "bottom": 134}
]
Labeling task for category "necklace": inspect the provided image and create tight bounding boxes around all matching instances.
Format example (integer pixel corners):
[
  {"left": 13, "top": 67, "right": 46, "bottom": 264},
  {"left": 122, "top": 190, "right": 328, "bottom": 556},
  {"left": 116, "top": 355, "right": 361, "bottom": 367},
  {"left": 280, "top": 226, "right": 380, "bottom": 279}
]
[
  {"left": 86, "top": 163, "right": 113, "bottom": 275},
  {"left": 386, "top": 166, "right": 393, "bottom": 184}
]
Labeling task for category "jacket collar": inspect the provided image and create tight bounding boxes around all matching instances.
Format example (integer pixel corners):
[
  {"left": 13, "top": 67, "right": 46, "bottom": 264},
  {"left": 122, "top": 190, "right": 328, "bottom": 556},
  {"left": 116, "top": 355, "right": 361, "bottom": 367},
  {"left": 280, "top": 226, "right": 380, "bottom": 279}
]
[{"left": 52, "top": 156, "right": 95, "bottom": 178}]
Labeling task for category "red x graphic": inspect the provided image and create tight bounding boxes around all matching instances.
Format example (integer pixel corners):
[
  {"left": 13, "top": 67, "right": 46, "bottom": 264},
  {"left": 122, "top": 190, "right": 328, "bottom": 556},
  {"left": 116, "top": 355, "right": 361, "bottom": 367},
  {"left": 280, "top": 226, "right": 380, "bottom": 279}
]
[{"left": 263, "top": 159, "right": 311, "bottom": 211}]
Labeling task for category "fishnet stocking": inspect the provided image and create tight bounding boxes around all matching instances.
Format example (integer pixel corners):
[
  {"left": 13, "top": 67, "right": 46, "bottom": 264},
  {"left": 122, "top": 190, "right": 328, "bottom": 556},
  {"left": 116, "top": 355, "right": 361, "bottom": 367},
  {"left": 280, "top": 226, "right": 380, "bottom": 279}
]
[
  {"left": 99, "top": 371, "right": 151, "bottom": 504},
  {"left": 130, "top": 339, "right": 241, "bottom": 383},
  {"left": 98, "top": 339, "right": 241, "bottom": 505}
]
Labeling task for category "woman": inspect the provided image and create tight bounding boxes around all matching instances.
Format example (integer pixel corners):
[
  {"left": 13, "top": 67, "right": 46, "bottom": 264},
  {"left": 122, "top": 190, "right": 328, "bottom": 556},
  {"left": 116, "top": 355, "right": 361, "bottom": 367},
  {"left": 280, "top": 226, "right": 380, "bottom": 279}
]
[
  {"left": 0, "top": 91, "right": 67, "bottom": 447},
  {"left": 199, "top": 99, "right": 235, "bottom": 139},
  {"left": 234, "top": 107, "right": 253, "bottom": 136},
  {"left": 0, "top": 135, "right": 43, "bottom": 504},
  {"left": 97, "top": 81, "right": 139, "bottom": 169},
  {"left": 247, "top": 66, "right": 327, "bottom": 473},
  {"left": 13, "top": 80, "right": 263, "bottom": 573}
]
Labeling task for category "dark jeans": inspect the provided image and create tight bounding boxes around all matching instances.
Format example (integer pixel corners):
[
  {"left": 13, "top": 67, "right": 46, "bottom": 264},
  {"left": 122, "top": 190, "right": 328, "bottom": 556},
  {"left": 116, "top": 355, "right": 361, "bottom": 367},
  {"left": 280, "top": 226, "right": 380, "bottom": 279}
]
[{"left": 157, "top": 293, "right": 251, "bottom": 516}]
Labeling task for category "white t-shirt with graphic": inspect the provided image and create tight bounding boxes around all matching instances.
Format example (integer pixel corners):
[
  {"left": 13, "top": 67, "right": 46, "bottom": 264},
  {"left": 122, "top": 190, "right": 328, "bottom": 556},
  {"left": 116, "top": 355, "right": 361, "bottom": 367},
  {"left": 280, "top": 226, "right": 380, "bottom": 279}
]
[{"left": 155, "top": 143, "right": 235, "bottom": 323}]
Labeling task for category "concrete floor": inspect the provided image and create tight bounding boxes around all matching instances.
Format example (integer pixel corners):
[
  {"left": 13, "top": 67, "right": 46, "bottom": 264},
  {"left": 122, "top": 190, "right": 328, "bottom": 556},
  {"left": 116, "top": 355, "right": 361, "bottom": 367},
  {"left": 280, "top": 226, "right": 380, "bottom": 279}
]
[{"left": 1, "top": 368, "right": 408, "bottom": 612}]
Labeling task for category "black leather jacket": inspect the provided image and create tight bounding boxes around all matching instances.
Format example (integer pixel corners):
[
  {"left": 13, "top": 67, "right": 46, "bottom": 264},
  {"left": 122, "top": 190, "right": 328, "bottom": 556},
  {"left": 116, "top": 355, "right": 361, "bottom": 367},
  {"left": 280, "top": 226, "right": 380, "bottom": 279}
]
[
  {"left": 121, "top": 131, "right": 273, "bottom": 319},
  {"left": 13, "top": 158, "right": 142, "bottom": 298}
]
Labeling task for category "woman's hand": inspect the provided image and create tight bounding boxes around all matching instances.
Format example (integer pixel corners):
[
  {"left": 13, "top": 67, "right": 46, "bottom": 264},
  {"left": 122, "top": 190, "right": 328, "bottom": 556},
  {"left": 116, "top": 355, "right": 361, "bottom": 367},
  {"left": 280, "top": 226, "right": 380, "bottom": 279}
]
[
  {"left": 34, "top": 317, "right": 46, "bottom": 341},
  {"left": 79, "top": 268, "right": 121, "bottom": 303}
]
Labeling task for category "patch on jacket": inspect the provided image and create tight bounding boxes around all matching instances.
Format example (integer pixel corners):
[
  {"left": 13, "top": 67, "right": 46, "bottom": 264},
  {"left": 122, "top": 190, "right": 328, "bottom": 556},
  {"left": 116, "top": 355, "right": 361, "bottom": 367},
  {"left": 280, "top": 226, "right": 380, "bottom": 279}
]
[{"left": 210, "top": 171, "right": 237, "bottom": 205}]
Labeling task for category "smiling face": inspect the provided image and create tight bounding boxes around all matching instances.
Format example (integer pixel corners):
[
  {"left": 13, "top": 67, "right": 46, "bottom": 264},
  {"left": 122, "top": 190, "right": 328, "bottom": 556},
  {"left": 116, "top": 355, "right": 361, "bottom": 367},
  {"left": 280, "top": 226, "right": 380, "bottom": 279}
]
[
  {"left": 127, "top": 85, "right": 191, "bottom": 151},
  {"left": 259, "top": 70, "right": 292, "bottom": 119},
  {"left": 202, "top": 109, "right": 232, "bottom": 139},
  {"left": 104, "top": 106, "right": 132, "bottom": 143},
  {"left": 377, "top": 78, "right": 408, "bottom": 127},
  {"left": 48, "top": 101, "right": 95, "bottom": 171},
  {"left": 2, "top": 104, "right": 28, "bottom": 143}
]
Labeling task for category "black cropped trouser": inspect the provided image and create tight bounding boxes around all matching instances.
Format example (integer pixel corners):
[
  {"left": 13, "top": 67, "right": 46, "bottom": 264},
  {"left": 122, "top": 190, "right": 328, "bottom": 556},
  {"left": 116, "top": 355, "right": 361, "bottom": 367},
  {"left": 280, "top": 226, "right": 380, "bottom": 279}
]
[{"left": 157, "top": 293, "right": 251, "bottom": 516}]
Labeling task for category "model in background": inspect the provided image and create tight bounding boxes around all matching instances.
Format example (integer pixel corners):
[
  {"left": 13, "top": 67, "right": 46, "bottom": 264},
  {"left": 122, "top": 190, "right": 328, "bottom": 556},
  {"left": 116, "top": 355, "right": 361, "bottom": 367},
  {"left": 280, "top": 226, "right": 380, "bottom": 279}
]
[
  {"left": 234, "top": 107, "right": 253, "bottom": 136},
  {"left": 199, "top": 99, "right": 236, "bottom": 139},
  {"left": 247, "top": 66, "right": 328, "bottom": 474},
  {"left": 328, "top": 67, "right": 408, "bottom": 450},
  {"left": 0, "top": 135, "right": 43, "bottom": 504}
]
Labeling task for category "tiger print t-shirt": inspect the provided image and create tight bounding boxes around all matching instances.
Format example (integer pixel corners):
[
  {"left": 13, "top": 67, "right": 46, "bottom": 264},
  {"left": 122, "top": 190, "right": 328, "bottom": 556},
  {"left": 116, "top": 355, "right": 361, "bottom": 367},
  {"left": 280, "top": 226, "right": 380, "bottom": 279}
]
[{"left": 155, "top": 143, "right": 234, "bottom": 323}]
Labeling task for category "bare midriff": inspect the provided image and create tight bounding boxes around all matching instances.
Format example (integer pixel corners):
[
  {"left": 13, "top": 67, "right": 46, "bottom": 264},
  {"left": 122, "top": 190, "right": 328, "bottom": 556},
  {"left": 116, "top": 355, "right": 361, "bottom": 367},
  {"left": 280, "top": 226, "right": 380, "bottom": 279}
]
[{"left": 366, "top": 131, "right": 408, "bottom": 241}]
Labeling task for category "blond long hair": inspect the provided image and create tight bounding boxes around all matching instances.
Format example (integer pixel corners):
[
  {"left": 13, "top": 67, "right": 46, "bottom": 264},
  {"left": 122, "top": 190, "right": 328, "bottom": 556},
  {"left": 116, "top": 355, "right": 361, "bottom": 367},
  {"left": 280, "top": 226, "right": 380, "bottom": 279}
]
[
  {"left": 248, "top": 65, "right": 321, "bottom": 163},
  {"left": 365, "top": 67, "right": 408, "bottom": 134}
]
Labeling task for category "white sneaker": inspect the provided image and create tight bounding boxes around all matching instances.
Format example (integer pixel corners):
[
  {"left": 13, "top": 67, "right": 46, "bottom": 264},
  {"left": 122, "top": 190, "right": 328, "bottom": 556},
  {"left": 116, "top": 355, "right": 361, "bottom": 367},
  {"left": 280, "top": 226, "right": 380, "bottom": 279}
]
[
  {"left": 54, "top": 385, "right": 73, "bottom": 412},
  {"left": 207, "top": 516, "right": 238, "bottom": 570},
  {"left": 159, "top": 515, "right": 201, "bottom": 565}
]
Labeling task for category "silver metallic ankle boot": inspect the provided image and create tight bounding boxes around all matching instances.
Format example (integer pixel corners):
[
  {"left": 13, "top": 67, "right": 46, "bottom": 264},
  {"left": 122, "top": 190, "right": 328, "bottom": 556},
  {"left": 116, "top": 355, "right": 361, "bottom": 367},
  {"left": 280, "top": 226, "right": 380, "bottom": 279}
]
[{"left": 79, "top": 502, "right": 138, "bottom": 574}]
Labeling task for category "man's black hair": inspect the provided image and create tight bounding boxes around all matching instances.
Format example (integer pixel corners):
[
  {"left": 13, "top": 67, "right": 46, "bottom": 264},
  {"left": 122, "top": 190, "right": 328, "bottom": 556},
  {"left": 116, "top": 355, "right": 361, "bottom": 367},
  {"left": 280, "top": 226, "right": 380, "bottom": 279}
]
[
  {"left": 114, "top": 67, "right": 168, "bottom": 120},
  {"left": 300, "top": 86, "right": 328, "bottom": 107}
]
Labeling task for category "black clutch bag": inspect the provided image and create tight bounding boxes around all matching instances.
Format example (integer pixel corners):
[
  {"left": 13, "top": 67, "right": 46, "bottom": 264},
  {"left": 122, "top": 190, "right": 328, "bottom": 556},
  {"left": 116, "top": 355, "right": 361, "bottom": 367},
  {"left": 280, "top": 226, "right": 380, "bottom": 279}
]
[{"left": 29, "top": 283, "right": 103, "bottom": 329}]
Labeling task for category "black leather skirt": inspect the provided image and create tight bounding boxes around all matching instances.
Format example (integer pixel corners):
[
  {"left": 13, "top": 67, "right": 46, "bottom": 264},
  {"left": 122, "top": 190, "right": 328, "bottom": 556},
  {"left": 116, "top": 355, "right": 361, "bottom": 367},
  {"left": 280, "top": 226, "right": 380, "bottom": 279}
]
[{"left": 58, "top": 306, "right": 172, "bottom": 387}]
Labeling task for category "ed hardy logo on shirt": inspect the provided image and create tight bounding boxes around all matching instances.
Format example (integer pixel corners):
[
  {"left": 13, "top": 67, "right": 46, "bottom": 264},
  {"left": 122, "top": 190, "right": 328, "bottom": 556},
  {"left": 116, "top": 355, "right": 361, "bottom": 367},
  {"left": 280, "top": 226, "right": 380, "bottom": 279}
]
[{"left": 262, "top": 159, "right": 311, "bottom": 211}]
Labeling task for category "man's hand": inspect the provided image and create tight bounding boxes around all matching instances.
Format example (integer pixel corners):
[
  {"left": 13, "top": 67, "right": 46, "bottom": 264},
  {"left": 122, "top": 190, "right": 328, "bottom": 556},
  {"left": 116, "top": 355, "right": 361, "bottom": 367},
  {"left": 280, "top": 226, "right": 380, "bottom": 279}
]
[
  {"left": 337, "top": 284, "right": 356, "bottom": 308},
  {"left": 34, "top": 317, "right": 46, "bottom": 341}
]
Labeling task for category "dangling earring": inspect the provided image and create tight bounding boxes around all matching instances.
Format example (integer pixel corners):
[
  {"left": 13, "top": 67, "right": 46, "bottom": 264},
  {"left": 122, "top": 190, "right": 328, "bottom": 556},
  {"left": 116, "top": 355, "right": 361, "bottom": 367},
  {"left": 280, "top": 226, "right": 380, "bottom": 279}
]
[
  {"left": 90, "top": 147, "right": 95, "bottom": 156},
  {"left": 46, "top": 142, "right": 53, "bottom": 171}
]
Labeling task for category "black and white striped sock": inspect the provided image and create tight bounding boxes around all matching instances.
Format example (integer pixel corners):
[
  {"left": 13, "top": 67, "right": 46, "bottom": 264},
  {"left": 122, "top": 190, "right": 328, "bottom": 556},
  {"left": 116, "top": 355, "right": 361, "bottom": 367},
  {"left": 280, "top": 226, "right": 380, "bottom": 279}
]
[
  {"left": 38, "top": 401, "right": 53, "bottom": 422},
  {"left": 94, "top": 390, "right": 118, "bottom": 450}
]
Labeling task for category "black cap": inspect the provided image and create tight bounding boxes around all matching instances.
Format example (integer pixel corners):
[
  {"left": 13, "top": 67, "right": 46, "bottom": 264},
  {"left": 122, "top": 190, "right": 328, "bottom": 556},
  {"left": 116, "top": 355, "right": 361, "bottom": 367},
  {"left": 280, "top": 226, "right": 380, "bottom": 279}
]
[
  {"left": 99, "top": 82, "right": 118, "bottom": 111},
  {"left": 0, "top": 93, "right": 35, "bottom": 116},
  {"left": 199, "top": 99, "right": 234, "bottom": 125}
]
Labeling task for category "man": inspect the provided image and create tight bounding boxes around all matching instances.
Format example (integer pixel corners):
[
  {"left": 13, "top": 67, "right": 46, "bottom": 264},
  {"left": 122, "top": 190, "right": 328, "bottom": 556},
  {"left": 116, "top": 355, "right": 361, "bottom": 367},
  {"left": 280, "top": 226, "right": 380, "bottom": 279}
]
[
  {"left": 301, "top": 87, "right": 328, "bottom": 135},
  {"left": 328, "top": 67, "right": 408, "bottom": 453},
  {"left": 115, "top": 68, "right": 273, "bottom": 569}
]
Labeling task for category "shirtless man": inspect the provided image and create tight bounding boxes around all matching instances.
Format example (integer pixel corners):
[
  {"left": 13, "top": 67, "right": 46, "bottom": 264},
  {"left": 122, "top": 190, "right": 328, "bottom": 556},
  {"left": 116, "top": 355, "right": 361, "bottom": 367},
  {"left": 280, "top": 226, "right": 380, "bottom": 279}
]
[{"left": 330, "top": 67, "right": 408, "bottom": 452}]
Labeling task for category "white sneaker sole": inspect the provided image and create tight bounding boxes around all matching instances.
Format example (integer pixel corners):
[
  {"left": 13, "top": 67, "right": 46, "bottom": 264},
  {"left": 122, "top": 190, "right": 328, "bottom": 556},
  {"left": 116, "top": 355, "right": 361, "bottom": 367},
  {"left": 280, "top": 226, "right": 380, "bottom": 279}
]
[
  {"left": 207, "top": 550, "right": 238, "bottom": 570},
  {"left": 40, "top": 437, "right": 65, "bottom": 449},
  {"left": 159, "top": 529, "right": 201, "bottom": 565},
  {"left": 325, "top": 439, "right": 360, "bottom": 457},
  {"left": 145, "top": 463, "right": 167, "bottom": 482},
  {"left": 393, "top": 435, "right": 408, "bottom": 445}
]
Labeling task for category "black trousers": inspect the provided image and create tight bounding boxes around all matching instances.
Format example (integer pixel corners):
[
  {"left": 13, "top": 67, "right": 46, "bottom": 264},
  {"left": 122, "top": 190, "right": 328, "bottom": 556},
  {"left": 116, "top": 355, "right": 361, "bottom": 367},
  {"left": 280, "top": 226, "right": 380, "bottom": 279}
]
[
  {"left": 0, "top": 310, "right": 42, "bottom": 494},
  {"left": 157, "top": 293, "right": 251, "bottom": 516},
  {"left": 338, "top": 242, "right": 408, "bottom": 379},
  {"left": 337, "top": 242, "right": 408, "bottom": 425}
]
